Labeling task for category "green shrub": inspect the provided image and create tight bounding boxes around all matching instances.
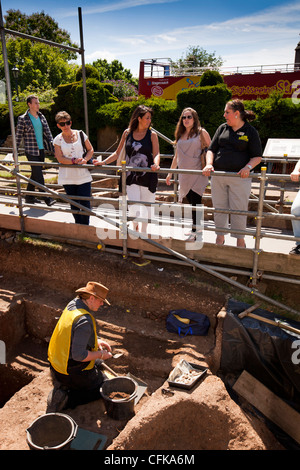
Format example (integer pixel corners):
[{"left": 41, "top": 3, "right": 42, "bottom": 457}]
[
  {"left": 3, "top": 79, "right": 300, "bottom": 157},
  {"left": 199, "top": 70, "right": 224, "bottom": 87},
  {"left": 103, "top": 80, "right": 138, "bottom": 100},
  {"left": 75, "top": 65, "right": 100, "bottom": 81},
  {"left": 51, "top": 78, "right": 117, "bottom": 144},
  {"left": 96, "top": 97, "right": 177, "bottom": 153},
  {"left": 244, "top": 92, "right": 300, "bottom": 148}
]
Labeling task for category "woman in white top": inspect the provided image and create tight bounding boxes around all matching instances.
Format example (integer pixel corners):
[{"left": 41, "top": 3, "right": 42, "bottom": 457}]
[
  {"left": 166, "top": 108, "right": 210, "bottom": 241},
  {"left": 53, "top": 111, "right": 94, "bottom": 225}
]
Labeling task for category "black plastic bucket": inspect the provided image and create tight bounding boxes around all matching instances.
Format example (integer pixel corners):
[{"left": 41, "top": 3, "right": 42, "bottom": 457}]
[
  {"left": 100, "top": 376, "right": 138, "bottom": 420},
  {"left": 26, "top": 413, "right": 78, "bottom": 450}
]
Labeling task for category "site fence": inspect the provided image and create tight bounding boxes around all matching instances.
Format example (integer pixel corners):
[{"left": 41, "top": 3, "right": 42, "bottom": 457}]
[
  {"left": 1, "top": 151, "right": 300, "bottom": 317},
  {"left": 2, "top": 8, "right": 299, "bottom": 316}
]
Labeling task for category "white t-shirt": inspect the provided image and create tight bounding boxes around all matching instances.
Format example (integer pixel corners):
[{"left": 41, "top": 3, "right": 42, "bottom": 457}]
[{"left": 53, "top": 130, "right": 92, "bottom": 185}]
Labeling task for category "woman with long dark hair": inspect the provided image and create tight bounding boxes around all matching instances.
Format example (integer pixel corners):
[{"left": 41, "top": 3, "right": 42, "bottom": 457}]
[
  {"left": 166, "top": 107, "right": 210, "bottom": 241},
  {"left": 94, "top": 105, "right": 160, "bottom": 235}
]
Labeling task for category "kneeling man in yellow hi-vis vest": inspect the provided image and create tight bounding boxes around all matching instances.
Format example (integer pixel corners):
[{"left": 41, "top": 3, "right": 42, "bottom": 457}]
[{"left": 47, "top": 281, "right": 112, "bottom": 411}]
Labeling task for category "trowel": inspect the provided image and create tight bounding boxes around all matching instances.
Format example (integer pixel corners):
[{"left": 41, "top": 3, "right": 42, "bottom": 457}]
[{"left": 111, "top": 352, "right": 123, "bottom": 359}]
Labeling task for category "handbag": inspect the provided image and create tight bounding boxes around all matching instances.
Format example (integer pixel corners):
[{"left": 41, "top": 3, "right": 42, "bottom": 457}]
[
  {"left": 117, "top": 141, "right": 126, "bottom": 166},
  {"left": 79, "top": 130, "right": 92, "bottom": 163},
  {"left": 117, "top": 130, "right": 128, "bottom": 166},
  {"left": 166, "top": 309, "right": 210, "bottom": 336}
]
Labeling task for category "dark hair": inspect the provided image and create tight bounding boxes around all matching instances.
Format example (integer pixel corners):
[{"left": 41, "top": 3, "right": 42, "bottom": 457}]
[
  {"left": 78, "top": 292, "right": 91, "bottom": 300},
  {"left": 227, "top": 99, "right": 256, "bottom": 122},
  {"left": 128, "top": 105, "right": 153, "bottom": 132},
  {"left": 175, "top": 107, "right": 201, "bottom": 142},
  {"left": 26, "top": 94, "right": 38, "bottom": 105}
]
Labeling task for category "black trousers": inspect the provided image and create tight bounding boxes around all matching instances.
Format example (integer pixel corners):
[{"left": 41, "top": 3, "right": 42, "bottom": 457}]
[
  {"left": 26, "top": 150, "right": 46, "bottom": 194},
  {"left": 50, "top": 361, "right": 106, "bottom": 409},
  {"left": 186, "top": 189, "right": 202, "bottom": 232},
  {"left": 63, "top": 182, "right": 91, "bottom": 225}
]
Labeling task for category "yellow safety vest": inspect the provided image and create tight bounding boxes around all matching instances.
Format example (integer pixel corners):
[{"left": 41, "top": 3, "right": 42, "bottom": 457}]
[{"left": 48, "top": 306, "right": 98, "bottom": 375}]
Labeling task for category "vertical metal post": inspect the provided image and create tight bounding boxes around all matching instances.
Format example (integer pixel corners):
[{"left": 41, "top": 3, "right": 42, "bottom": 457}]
[
  {"left": 251, "top": 167, "right": 267, "bottom": 287},
  {"left": 120, "top": 161, "right": 128, "bottom": 258},
  {"left": 78, "top": 7, "right": 89, "bottom": 136},
  {"left": 0, "top": 1, "right": 25, "bottom": 232},
  {"left": 173, "top": 174, "right": 178, "bottom": 203},
  {"left": 278, "top": 154, "right": 288, "bottom": 214}
]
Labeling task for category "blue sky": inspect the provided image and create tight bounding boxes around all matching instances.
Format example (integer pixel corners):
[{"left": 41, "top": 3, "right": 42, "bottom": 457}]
[{"left": 1, "top": 0, "right": 300, "bottom": 77}]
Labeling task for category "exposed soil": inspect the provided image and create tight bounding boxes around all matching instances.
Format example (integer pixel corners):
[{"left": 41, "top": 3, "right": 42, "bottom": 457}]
[
  {"left": 108, "top": 392, "right": 131, "bottom": 400},
  {"left": 0, "top": 237, "right": 284, "bottom": 450}
]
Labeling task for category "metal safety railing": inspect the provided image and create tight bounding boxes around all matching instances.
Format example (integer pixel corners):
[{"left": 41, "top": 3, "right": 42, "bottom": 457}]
[
  {"left": 1, "top": 155, "right": 300, "bottom": 316},
  {"left": 2, "top": 8, "right": 299, "bottom": 318}
]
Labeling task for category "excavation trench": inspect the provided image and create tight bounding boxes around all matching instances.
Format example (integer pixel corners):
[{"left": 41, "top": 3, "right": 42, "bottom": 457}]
[{"left": 0, "top": 239, "right": 288, "bottom": 450}]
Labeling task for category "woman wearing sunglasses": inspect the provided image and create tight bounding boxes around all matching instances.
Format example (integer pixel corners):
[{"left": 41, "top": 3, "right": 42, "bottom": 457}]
[
  {"left": 166, "top": 108, "right": 210, "bottom": 241},
  {"left": 53, "top": 111, "right": 94, "bottom": 225}
]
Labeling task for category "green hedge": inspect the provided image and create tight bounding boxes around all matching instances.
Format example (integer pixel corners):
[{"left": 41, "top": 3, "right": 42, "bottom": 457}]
[
  {"left": 244, "top": 93, "right": 300, "bottom": 147},
  {"left": 2, "top": 85, "right": 300, "bottom": 154},
  {"left": 96, "top": 85, "right": 231, "bottom": 153},
  {"left": 50, "top": 78, "right": 117, "bottom": 145},
  {"left": 96, "top": 97, "right": 177, "bottom": 153}
]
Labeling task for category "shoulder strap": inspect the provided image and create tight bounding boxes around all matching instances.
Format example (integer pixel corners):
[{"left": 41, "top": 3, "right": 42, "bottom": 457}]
[
  {"left": 79, "top": 130, "right": 86, "bottom": 150},
  {"left": 199, "top": 128, "right": 209, "bottom": 151},
  {"left": 79, "top": 130, "right": 93, "bottom": 162}
]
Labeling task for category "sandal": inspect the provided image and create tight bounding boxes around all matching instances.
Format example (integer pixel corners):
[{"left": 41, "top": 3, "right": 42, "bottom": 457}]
[{"left": 186, "top": 233, "right": 197, "bottom": 242}]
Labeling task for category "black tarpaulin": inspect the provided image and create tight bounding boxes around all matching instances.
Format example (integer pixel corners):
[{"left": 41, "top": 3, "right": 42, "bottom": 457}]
[{"left": 219, "top": 298, "right": 300, "bottom": 412}]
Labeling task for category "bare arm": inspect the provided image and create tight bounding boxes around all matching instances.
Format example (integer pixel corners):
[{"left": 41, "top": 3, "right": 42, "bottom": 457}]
[
  {"left": 151, "top": 130, "right": 160, "bottom": 170},
  {"left": 166, "top": 150, "right": 178, "bottom": 185},
  {"left": 291, "top": 159, "right": 300, "bottom": 182},
  {"left": 54, "top": 144, "right": 73, "bottom": 165},
  {"left": 93, "top": 129, "right": 128, "bottom": 166}
]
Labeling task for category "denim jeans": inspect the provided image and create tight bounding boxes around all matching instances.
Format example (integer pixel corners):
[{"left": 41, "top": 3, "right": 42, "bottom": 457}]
[
  {"left": 63, "top": 182, "right": 91, "bottom": 225},
  {"left": 291, "top": 189, "right": 300, "bottom": 246}
]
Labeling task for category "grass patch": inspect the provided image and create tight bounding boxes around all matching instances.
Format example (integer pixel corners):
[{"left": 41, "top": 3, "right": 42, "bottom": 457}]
[{"left": 17, "top": 234, "right": 63, "bottom": 251}]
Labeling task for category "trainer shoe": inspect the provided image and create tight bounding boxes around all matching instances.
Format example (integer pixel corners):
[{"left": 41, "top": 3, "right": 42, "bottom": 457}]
[
  {"left": 47, "top": 386, "right": 69, "bottom": 412},
  {"left": 25, "top": 196, "right": 40, "bottom": 204},
  {"left": 289, "top": 245, "right": 300, "bottom": 255},
  {"left": 44, "top": 197, "right": 56, "bottom": 207}
]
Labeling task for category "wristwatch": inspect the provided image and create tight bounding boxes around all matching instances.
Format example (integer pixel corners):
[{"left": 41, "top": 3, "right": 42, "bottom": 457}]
[{"left": 246, "top": 164, "right": 252, "bottom": 170}]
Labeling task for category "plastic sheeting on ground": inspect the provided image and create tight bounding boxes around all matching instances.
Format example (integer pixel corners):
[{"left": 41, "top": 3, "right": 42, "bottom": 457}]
[{"left": 219, "top": 298, "right": 300, "bottom": 412}]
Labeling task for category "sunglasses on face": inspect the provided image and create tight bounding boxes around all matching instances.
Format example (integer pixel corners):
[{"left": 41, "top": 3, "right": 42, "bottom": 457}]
[
  {"left": 58, "top": 120, "right": 71, "bottom": 127},
  {"left": 182, "top": 115, "right": 193, "bottom": 120}
]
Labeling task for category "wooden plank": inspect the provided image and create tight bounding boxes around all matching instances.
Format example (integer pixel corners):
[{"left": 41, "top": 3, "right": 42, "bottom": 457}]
[
  {"left": 233, "top": 370, "right": 300, "bottom": 444},
  {"left": 173, "top": 239, "right": 300, "bottom": 277},
  {"left": 1, "top": 212, "right": 300, "bottom": 277}
]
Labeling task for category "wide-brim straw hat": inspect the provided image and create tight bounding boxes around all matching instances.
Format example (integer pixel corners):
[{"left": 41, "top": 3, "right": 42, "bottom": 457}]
[{"left": 76, "top": 281, "right": 110, "bottom": 305}]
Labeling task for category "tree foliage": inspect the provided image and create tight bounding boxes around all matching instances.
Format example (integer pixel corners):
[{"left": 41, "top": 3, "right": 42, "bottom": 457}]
[
  {"left": 0, "top": 9, "right": 79, "bottom": 99},
  {"left": 92, "top": 59, "right": 138, "bottom": 86},
  {"left": 2, "top": 39, "right": 78, "bottom": 91},
  {"left": 4, "top": 9, "right": 78, "bottom": 60}
]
